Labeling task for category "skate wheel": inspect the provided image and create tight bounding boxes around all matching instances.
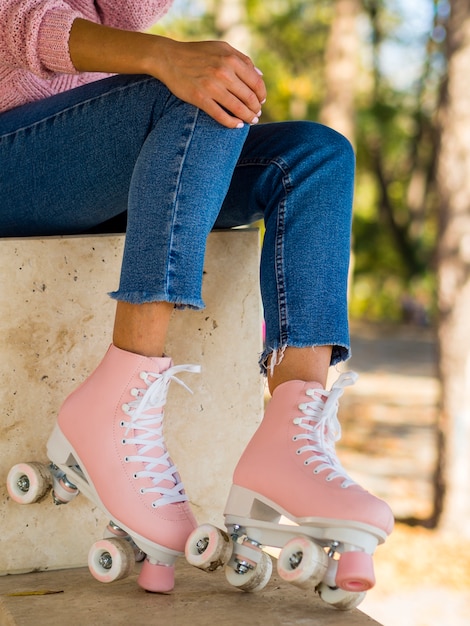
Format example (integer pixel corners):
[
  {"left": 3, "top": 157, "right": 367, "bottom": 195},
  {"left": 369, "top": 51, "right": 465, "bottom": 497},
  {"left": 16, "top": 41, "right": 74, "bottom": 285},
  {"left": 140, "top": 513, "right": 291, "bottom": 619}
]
[
  {"left": 317, "top": 582, "right": 366, "bottom": 611},
  {"left": 137, "top": 559, "right": 175, "bottom": 593},
  {"left": 185, "top": 524, "right": 233, "bottom": 572},
  {"left": 104, "top": 522, "right": 146, "bottom": 562},
  {"left": 336, "top": 551, "right": 375, "bottom": 592},
  {"left": 225, "top": 549, "right": 272, "bottom": 592},
  {"left": 88, "top": 538, "right": 135, "bottom": 583},
  {"left": 51, "top": 474, "right": 79, "bottom": 504},
  {"left": 277, "top": 536, "right": 328, "bottom": 589},
  {"left": 6, "top": 463, "right": 51, "bottom": 504}
]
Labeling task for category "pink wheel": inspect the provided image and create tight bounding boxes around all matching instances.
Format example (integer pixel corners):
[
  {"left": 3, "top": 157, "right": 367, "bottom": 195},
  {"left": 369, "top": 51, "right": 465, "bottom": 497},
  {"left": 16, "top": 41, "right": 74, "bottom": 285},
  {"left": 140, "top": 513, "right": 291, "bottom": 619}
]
[
  {"left": 88, "top": 538, "right": 135, "bottom": 583},
  {"left": 185, "top": 524, "right": 233, "bottom": 572},
  {"left": 51, "top": 475, "right": 79, "bottom": 504},
  {"left": 336, "top": 551, "right": 375, "bottom": 592},
  {"left": 137, "top": 559, "right": 175, "bottom": 593},
  {"left": 225, "top": 550, "right": 272, "bottom": 592},
  {"left": 277, "top": 536, "right": 328, "bottom": 589},
  {"left": 6, "top": 463, "right": 51, "bottom": 504},
  {"left": 317, "top": 582, "right": 366, "bottom": 610}
]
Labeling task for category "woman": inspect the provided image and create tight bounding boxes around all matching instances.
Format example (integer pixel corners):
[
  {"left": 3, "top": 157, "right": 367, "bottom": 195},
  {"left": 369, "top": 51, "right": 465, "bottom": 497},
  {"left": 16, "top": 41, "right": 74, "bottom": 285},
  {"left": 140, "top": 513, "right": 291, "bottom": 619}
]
[{"left": 1, "top": 0, "right": 393, "bottom": 597}]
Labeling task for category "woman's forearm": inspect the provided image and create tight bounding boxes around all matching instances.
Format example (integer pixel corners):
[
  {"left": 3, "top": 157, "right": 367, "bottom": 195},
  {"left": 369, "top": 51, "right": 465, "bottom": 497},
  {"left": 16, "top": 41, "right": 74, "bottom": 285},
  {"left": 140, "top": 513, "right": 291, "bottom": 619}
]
[
  {"left": 69, "top": 18, "right": 166, "bottom": 76},
  {"left": 68, "top": 18, "right": 266, "bottom": 129}
]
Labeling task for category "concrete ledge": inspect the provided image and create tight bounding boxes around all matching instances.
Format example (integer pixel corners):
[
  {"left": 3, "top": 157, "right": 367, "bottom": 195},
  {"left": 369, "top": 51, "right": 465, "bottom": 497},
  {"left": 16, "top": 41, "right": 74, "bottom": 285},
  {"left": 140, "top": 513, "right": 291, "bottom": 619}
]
[
  {"left": 0, "top": 559, "right": 382, "bottom": 625},
  {"left": 0, "top": 231, "right": 263, "bottom": 574}
]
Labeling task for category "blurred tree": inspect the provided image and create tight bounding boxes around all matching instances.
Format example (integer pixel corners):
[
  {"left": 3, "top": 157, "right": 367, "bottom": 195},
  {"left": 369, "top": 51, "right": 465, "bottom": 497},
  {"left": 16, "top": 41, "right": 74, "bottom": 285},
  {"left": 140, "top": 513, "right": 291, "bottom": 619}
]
[
  {"left": 435, "top": 0, "right": 470, "bottom": 536},
  {"left": 352, "top": 0, "right": 440, "bottom": 321},
  {"left": 320, "top": 0, "right": 360, "bottom": 145},
  {"left": 210, "top": 0, "right": 251, "bottom": 52}
]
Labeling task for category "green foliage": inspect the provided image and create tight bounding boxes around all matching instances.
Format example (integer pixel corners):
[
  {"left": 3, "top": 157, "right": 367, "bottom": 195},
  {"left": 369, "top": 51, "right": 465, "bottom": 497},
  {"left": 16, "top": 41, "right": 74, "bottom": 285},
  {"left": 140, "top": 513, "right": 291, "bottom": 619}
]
[
  {"left": 246, "top": 1, "right": 333, "bottom": 121},
  {"left": 350, "top": 0, "right": 443, "bottom": 322}
]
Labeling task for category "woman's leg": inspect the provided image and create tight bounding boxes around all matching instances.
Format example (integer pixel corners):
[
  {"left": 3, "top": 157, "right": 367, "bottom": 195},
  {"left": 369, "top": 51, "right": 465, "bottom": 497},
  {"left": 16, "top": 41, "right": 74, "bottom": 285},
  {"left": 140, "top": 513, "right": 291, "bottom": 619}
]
[
  {"left": 216, "top": 121, "right": 353, "bottom": 389},
  {"left": 1, "top": 73, "right": 250, "bottom": 357},
  {"left": 215, "top": 121, "right": 394, "bottom": 592},
  {"left": 112, "top": 301, "right": 173, "bottom": 357},
  {"left": 1, "top": 75, "right": 250, "bottom": 591},
  {"left": 0, "top": 74, "right": 249, "bottom": 309}
]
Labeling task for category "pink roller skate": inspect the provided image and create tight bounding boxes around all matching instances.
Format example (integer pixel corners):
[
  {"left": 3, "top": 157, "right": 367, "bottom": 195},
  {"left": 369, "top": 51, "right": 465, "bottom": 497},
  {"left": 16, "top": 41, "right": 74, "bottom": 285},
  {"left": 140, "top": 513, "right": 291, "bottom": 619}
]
[
  {"left": 7, "top": 345, "right": 199, "bottom": 592},
  {"left": 185, "top": 371, "right": 394, "bottom": 610}
]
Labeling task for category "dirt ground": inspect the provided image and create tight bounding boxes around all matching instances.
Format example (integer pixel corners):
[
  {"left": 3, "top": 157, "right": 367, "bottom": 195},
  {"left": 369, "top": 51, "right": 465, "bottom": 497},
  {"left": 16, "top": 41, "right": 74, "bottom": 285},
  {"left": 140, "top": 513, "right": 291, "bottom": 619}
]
[{"left": 339, "top": 322, "right": 470, "bottom": 626}]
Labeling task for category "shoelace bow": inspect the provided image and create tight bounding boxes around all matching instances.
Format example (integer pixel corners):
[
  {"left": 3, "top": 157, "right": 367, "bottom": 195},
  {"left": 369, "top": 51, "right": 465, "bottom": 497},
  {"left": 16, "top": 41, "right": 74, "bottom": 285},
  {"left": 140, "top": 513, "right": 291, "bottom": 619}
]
[
  {"left": 293, "top": 371, "right": 358, "bottom": 488},
  {"left": 120, "top": 363, "right": 200, "bottom": 508}
]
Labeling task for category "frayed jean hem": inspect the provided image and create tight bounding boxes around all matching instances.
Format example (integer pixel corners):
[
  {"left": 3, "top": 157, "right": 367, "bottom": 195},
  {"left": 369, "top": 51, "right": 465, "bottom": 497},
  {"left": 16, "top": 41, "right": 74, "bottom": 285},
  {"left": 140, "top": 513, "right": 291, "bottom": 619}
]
[
  {"left": 108, "top": 290, "right": 205, "bottom": 310},
  {"left": 259, "top": 342, "right": 351, "bottom": 376}
]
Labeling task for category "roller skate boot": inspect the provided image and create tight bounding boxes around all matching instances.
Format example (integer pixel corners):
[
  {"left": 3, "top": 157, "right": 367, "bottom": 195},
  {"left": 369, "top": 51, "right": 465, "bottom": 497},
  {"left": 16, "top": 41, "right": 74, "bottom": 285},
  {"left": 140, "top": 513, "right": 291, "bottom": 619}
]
[
  {"left": 186, "top": 371, "right": 394, "bottom": 610},
  {"left": 44, "top": 344, "right": 199, "bottom": 592}
]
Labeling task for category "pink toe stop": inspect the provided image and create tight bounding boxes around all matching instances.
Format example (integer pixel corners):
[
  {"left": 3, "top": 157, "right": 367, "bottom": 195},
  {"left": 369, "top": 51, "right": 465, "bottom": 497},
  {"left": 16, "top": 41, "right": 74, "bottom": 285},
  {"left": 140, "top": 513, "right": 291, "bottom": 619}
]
[
  {"left": 137, "top": 559, "right": 175, "bottom": 593},
  {"left": 336, "top": 551, "right": 376, "bottom": 592}
]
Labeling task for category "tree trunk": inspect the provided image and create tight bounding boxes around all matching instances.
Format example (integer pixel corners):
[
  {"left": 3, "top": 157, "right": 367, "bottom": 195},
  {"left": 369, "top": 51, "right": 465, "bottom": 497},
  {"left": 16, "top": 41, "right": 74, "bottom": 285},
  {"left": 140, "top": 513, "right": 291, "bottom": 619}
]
[
  {"left": 436, "top": 0, "right": 470, "bottom": 536},
  {"left": 320, "top": 0, "right": 360, "bottom": 145},
  {"left": 213, "top": 0, "right": 251, "bottom": 54}
]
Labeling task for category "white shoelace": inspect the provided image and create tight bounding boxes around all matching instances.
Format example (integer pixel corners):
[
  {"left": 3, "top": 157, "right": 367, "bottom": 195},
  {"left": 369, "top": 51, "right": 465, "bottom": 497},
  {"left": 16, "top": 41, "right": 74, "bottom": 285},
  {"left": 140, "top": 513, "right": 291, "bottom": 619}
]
[
  {"left": 292, "top": 371, "right": 358, "bottom": 489},
  {"left": 120, "top": 363, "right": 200, "bottom": 508}
]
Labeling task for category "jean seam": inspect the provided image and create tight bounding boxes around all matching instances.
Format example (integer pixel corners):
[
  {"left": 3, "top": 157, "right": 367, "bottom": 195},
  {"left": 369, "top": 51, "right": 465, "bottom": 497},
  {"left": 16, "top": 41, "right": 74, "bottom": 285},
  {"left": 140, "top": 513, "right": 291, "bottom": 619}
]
[
  {"left": 238, "top": 155, "right": 292, "bottom": 348},
  {"left": 166, "top": 106, "right": 200, "bottom": 299},
  {"left": 275, "top": 176, "right": 289, "bottom": 348}
]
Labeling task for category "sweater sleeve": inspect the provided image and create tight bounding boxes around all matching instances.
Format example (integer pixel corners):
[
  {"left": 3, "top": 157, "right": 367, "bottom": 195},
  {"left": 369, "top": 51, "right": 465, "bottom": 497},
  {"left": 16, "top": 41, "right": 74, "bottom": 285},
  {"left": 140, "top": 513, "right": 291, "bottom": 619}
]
[
  {"left": 0, "top": 2, "right": 87, "bottom": 78},
  {"left": 91, "top": 0, "right": 174, "bottom": 32},
  {"left": 0, "top": 0, "right": 175, "bottom": 79}
]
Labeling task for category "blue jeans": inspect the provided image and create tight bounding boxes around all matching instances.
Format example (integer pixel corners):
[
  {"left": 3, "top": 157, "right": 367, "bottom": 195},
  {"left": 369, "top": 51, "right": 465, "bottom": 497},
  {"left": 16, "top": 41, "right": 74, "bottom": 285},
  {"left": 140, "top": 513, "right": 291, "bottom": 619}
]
[{"left": 0, "top": 74, "right": 354, "bottom": 370}]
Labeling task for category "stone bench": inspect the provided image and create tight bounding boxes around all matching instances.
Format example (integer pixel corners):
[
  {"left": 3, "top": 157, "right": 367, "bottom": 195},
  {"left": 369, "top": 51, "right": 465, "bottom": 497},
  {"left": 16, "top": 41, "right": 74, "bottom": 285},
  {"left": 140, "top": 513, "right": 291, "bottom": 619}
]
[
  {"left": 0, "top": 230, "right": 263, "bottom": 574},
  {"left": 0, "top": 561, "right": 382, "bottom": 625}
]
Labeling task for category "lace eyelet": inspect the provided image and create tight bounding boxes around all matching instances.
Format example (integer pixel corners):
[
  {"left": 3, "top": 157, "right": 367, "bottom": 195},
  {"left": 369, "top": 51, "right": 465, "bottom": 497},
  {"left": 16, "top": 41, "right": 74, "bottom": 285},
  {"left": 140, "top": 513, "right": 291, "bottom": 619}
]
[
  {"left": 140, "top": 488, "right": 145, "bottom": 495},
  {"left": 292, "top": 435, "right": 298, "bottom": 441},
  {"left": 124, "top": 456, "right": 129, "bottom": 463},
  {"left": 304, "top": 460, "right": 310, "bottom": 466},
  {"left": 120, "top": 421, "right": 125, "bottom": 427},
  {"left": 121, "top": 439, "right": 126, "bottom": 445},
  {"left": 313, "top": 468, "right": 320, "bottom": 474}
]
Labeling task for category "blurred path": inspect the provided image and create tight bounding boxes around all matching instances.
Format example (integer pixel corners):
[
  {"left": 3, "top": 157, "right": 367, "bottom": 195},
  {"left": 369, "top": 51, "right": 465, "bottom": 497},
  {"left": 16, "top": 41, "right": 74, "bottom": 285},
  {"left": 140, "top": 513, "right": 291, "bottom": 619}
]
[
  {"left": 337, "top": 321, "right": 439, "bottom": 520},
  {"left": 341, "top": 323, "right": 470, "bottom": 626}
]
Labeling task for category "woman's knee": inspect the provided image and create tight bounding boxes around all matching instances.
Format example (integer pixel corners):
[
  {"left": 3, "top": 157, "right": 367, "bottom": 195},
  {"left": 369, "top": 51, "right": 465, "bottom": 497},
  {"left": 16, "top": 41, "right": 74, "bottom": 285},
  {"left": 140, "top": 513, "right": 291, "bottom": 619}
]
[{"left": 297, "top": 120, "right": 354, "bottom": 165}]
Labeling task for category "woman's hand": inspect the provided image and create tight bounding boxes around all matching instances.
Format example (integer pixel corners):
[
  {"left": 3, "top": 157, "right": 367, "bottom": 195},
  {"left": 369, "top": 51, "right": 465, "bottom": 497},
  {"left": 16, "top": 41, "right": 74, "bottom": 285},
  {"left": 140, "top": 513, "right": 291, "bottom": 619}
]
[
  {"left": 147, "top": 38, "right": 266, "bottom": 128},
  {"left": 69, "top": 19, "right": 266, "bottom": 128}
]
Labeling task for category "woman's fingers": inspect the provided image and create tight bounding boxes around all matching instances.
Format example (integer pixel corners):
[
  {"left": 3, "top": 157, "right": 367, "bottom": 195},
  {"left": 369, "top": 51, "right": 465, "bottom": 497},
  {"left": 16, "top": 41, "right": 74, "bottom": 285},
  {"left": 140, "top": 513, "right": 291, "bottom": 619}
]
[{"left": 153, "top": 39, "right": 266, "bottom": 128}]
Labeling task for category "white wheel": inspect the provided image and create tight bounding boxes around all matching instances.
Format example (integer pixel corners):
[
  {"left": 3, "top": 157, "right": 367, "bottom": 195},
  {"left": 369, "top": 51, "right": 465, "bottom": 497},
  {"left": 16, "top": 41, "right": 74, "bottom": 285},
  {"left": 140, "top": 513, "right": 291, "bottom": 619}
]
[
  {"left": 6, "top": 462, "right": 51, "bottom": 504},
  {"left": 50, "top": 472, "right": 79, "bottom": 504},
  {"left": 104, "top": 522, "right": 146, "bottom": 562},
  {"left": 317, "top": 582, "right": 366, "bottom": 611},
  {"left": 277, "top": 536, "right": 328, "bottom": 589},
  {"left": 225, "top": 549, "right": 273, "bottom": 592},
  {"left": 185, "top": 524, "right": 233, "bottom": 572},
  {"left": 88, "top": 538, "right": 135, "bottom": 583}
]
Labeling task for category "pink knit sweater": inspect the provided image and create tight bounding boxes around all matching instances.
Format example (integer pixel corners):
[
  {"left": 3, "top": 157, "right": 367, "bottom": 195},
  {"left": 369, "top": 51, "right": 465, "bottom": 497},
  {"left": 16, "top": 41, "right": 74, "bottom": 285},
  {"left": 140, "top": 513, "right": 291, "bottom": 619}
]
[{"left": 0, "top": 0, "right": 174, "bottom": 113}]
